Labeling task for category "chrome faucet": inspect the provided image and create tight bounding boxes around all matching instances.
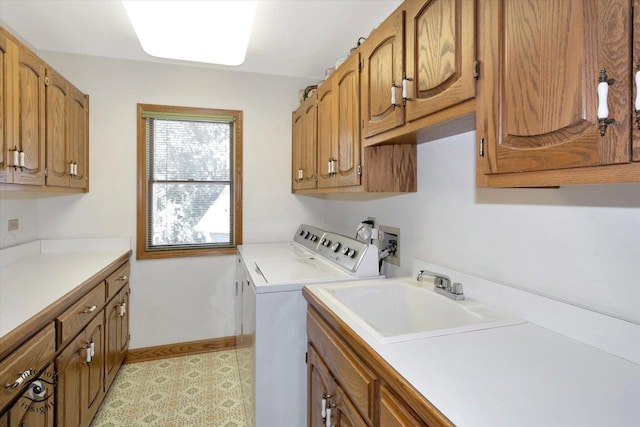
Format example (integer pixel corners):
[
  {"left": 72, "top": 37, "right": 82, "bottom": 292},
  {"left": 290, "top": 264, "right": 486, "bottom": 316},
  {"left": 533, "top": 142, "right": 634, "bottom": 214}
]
[{"left": 416, "top": 269, "right": 464, "bottom": 301}]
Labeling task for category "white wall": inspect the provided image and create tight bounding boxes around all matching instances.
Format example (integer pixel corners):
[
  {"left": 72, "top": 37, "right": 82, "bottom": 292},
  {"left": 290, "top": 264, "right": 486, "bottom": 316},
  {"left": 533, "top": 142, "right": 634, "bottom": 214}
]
[
  {"left": 325, "top": 131, "right": 640, "bottom": 324},
  {"left": 0, "top": 52, "right": 325, "bottom": 348}
]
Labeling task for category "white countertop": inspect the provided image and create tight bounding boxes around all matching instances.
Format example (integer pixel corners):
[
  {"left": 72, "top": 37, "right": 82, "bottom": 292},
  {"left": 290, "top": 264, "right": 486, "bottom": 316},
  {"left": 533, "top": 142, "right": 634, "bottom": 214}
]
[
  {"left": 0, "top": 239, "right": 130, "bottom": 337},
  {"left": 306, "top": 276, "right": 640, "bottom": 426}
]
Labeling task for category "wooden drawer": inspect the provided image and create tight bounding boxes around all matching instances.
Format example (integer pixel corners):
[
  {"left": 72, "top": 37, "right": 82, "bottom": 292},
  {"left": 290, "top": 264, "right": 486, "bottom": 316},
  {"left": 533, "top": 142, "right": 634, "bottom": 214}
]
[
  {"left": 57, "top": 282, "right": 106, "bottom": 345},
  {"left": 0, "top": 323, "right": 55, "bottom": 412},
  {"left": 307, "top": 309, "right": 376, "bottom": 424},
  {"left": 106, "top": 261, "right": 130, "bottom": 299}
]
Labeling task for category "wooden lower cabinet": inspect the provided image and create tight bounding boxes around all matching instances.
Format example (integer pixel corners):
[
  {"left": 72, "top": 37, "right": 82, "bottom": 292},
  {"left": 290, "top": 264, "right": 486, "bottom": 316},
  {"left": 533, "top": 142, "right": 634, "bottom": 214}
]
[
  {"left": 56, "top": 313, "right": 105, "bottom": 427},
  {"left": 379, "top": 385, "right": 426, "bottom": 427},
  {"left": 306, "top": 304, "right": 452, "bottom": 427},
  {"left": 3, "top": 365, "right": 56, "bottom": 427},
  {"left": 105, "top": 283, "right": 130, "bottom": 391}
]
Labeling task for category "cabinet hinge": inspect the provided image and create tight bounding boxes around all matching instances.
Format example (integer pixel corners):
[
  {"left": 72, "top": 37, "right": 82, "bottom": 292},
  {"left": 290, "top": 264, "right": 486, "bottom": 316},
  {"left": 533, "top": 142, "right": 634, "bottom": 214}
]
[
  {"left": 305, "top": 351, "right": 308, "bottom": 364},
  {"left": 357, "top": 165, "right": 362, "bottom": 176},
  {"left": 44, "top": 77, "right": 50, "bottom": 86},
  {"left": 479, "top": 138, "right": 485, "bottom": 157},
  {"left": 473, "top": 61, "right": 480, "bottom": 80}
]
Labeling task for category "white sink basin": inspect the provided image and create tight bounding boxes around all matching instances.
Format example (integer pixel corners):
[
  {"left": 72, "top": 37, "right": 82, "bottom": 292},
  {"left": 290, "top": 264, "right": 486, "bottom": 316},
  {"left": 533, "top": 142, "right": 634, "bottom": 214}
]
[{"left": 314, "top": 280, "right": 524, "bottom": 343}]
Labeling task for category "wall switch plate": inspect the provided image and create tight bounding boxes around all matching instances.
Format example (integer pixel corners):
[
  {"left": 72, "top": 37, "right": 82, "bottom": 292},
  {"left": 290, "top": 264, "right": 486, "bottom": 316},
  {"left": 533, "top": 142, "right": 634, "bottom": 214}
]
[
  {"left": 379, "top": 225, "right": 399, "bottom": 266},
  {"left": 8, "top": 218, "right": 19, "bottom": 231}
]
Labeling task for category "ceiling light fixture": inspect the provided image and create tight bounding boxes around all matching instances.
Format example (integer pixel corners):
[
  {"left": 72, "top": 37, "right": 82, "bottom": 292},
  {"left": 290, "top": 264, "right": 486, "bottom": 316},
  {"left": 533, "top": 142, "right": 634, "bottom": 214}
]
[{"left": 122, "top": 1, "right": 257, "bottom": 66}]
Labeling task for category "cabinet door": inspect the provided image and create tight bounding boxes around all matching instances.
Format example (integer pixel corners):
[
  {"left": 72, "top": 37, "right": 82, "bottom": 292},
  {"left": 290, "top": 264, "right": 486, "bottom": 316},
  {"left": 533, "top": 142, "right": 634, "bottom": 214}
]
[
  {"left": 83, "top": 314, "right": 104, "bottom": 426},
  {"left": 13, "top": 44, "right": 45, "bottom": 185},
  {"left": 480, "top": 0, "right": 631, "bottom": 174},
  {"left": 404, "top": 0, "right": 476, "bottom": 122},
  {"left": 332, "top": 387, "right": 368, "bottom": 427},
  {"left": 317, "top": 81, "right": 334, "bottom": 187},
  {"left": 633, "top": 0, "right": 640, "bottom": 162},
  {"left": 379, "top": 385, "right": 427, "bottom": 427},
  {"left": 292, "top": 108, "right": 303, "bottom": 189},
  {"left": 0, "top": 31, "right": 8, "bottom": 183},
  {"left": 5, "top": 365, "right": 55, "bottom": 427},
  {"left": 69, "top": 90, "right": 88, "bottom": 189},
  {"left": 331, "top": 53, "right": 361, "bottom": 188},
  {"left": 292, "top": 94, "right": 317, "bottom": 191},
  {"left": 117, "top": 284, "right": 130, "bottom": 365},
  {"left": 361, "top": 9, "right": 404, "bottom": 139},
  {"left": 56, "top": 331, "right": 85, "bottom": 427},
  {"left": 308, "top": 345, "right": 334, "bottom": 427},
  {"left": 45, "top": 68, "right": 70, "bottom": 187}
]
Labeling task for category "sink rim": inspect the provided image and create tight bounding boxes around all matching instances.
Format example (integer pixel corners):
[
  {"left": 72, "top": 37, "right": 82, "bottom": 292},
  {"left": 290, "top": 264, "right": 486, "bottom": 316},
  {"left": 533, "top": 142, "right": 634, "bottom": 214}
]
[{"left": 313, "top": 279, "right": 526, "bottom": 344}]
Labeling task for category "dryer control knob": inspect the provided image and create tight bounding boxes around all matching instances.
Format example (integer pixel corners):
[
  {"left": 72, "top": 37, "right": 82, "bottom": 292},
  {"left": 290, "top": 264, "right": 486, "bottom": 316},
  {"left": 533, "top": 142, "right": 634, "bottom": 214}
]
[
  {"left": 331, "top": 242, "right": 341, "bottom": 252},
  {"left": 342, "top": 247, "right": 350, "bottom": 255}
]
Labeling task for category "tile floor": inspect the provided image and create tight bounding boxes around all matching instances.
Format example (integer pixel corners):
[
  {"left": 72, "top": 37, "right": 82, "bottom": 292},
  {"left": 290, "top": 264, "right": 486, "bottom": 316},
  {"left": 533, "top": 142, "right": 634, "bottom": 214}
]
[{"left": 91, "top": 349, "right": 248, "bottom": 427}]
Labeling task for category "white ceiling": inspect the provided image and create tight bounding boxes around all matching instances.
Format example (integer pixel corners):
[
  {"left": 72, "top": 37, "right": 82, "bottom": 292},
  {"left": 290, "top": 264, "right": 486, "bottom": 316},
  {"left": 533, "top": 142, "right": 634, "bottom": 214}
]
[{"left": 0, "top": 0, "right": 402, "bottom": 80}]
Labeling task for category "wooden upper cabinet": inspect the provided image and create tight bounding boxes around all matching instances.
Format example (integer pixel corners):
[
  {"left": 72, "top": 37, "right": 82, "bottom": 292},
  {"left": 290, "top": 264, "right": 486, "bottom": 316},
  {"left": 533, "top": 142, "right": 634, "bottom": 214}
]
[
  {"left": 319, "top": 52, "right": 361, "bottom": 189},
  {"left": 46, "top": 68, "right": 89, "bottom": 189},
  {"left": 46, "top": 68, "right": 70, "bottom": 187},
  {"left": 14, "top": 44, "right": 46, "bottom": 185},
  {"left": 480, "top": 0, "right": 632, "bottom": 175},
  {"left": 69, "top": 88, "right": 89, "bottom": 189},
  {"left": 317, "top": 81, "right": 333, "bottom": 186},
  {"left": 292, "top": 93, "right": 317, "bottom": 191},
  {"left": 361, "top": 8, "right": 405, "bottom": 139},
  {"left": 633, "top": 0, "right": 640, "bottom": 162},
  {"left": 404, "top": 0, "right": 476, "bottom": 122}
]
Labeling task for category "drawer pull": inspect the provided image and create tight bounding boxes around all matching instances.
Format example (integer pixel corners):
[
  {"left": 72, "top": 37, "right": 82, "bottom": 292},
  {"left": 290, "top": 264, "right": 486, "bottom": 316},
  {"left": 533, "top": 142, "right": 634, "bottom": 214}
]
[
  {"left": 5, "top": 369, "right": 33, "bottom": 389},
  {"left": 116, "top": 275, "right": 128, "bottom": 282},
  {"left": 83, "top": 305, "right": 97, "bottom": 314}
]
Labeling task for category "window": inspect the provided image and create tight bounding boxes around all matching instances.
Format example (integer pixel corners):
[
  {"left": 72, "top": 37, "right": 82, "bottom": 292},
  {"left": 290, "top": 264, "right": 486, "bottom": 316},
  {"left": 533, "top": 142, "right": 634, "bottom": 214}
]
[{"left": 136, "top": 104, "right": 242, "bottom": 259}]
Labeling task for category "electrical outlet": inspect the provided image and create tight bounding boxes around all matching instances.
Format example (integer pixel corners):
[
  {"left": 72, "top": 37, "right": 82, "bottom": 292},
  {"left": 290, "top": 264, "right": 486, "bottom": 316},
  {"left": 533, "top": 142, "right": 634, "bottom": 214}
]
[
  {"left": 8, "top": 218, "right": 19, "bottom": 231},
  {"left": 379, "top": 225, "right": 399, "bottom": 266}
]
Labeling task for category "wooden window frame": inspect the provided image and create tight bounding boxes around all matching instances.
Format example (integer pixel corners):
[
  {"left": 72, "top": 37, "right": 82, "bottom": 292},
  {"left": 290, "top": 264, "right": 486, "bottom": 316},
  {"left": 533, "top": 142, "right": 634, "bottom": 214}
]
[{"left": 136, "top": 103, "right": 243, "bottom": 260}]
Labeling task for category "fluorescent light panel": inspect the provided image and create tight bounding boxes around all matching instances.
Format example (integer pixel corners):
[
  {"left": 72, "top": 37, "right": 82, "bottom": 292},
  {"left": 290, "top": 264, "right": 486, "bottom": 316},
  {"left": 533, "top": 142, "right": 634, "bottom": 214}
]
[{"left": 123, "top": 1, "right": 256, "bottom": 66}]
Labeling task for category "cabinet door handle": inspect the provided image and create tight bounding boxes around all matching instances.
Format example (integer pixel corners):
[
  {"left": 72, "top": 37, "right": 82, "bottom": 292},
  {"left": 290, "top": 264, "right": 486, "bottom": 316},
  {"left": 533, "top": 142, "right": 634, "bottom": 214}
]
[
  {"left": 117, "top": 275, "right": 128, "bottom": 282},
  {"left": 597, "top": 67, "right": 616, "bottom": 135},
  {"left": 5, "top": 369, "right": 33, "bottom": 389},
  {"left": 391, "top": 83, "right": 401, "bottom": 108},
  {"left": 83, "top": 305, "right": 97, "bottom": 314},
  {"left": 85, "top": 344, "right": 92, "bottom": 363},
  {"left": 402, "top": 75, "right": 413, "bottom": 103},
  {"left": 635, "top": 62, "right": 640, "bottom": 128},
  {"left": 119, "top": 302, "right": 126, "bottom": 317}
]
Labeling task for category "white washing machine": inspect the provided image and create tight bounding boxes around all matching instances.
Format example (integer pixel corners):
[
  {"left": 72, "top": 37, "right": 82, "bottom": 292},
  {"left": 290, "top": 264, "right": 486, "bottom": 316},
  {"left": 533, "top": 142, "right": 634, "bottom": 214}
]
[{"left": 236, "top": 225, "right": 381, "bottom": 427}]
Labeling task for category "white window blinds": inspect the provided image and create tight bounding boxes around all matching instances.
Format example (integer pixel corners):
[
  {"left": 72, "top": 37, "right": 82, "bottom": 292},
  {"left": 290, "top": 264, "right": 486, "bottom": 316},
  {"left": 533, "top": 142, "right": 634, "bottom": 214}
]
[{"left": 143, "top": 111, "right": 236, "bottom": 251}]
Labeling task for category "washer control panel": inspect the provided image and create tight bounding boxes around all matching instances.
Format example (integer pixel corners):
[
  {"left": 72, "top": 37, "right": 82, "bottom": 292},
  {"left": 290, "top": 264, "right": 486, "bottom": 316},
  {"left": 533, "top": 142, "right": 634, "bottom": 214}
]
[
  {"left": 294, "top": 224, "right": 325, "bottom": 252},
  {"left": 316, "top": 231, "right": 370, "bottom": 273}
]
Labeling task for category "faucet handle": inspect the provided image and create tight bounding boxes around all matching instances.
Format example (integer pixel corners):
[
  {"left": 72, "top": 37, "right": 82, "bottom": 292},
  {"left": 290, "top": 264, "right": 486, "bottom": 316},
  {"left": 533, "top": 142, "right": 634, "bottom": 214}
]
[{"left": 452, "top": 282, "right": 464, "bottom": 295}]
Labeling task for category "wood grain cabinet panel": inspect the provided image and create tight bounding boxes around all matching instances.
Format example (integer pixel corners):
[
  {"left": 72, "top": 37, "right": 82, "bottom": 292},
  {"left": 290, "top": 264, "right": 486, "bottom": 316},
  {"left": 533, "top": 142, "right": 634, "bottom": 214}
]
[
  {"left": 0, "top": 26, "right": 89, "bottom": 192},
  {"left": 4, "top": 365, "right": 55, "bottom": 427},
  {"left": 379, "top": 385, "right": 427, "bottom": 427},
  {"left": 633, "top": 0, "right": 640, "bottom": 162},
  {"left": 13, "top": 40, "right": 45, "bottom": 186},
  {"left": 476, "top": 0, "right": 640, "bottom": 186},
  {"left": 105, "top": 283, "right": 130, "bottom": 391},
  {"left": 56, "top": 313, "right": 105, "bottom": 427},
  {"left": 292, "top": 93, "right": 317, "bottom": 191},
  {"left": 45, "top": 67, "right": 89, "bottom": 189},
  {"left": 0, "top": 324, "right": 55, "bottom": 413},
  {"left": 404, "top": 0, "right": 476, "bottom": 122},
  {"left": 307, "top": 309, "right": 376, "bottom": 424},
  {"left": 361, "top": 8, "right": 405, "bottom": 139},
  {"left": 56, "top": 282, "right": 106, "bottom": 345},
  {"left": 318, "top": 53, "right": 362, "bottom": 189}
]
